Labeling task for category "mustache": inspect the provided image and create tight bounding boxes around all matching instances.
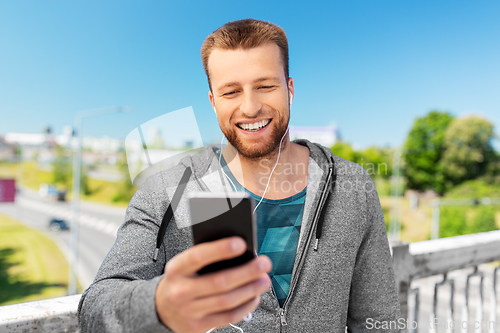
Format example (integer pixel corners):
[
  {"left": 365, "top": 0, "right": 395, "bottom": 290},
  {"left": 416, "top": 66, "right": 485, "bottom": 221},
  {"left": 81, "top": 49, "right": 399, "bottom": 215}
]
[{"left": 229, "top": 107, "right": 288, "bottom": 122}]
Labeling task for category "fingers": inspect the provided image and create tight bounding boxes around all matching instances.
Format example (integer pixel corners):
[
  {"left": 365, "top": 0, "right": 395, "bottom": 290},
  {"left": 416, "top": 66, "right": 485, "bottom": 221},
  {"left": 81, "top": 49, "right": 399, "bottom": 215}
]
[
  {"left": 166, "top": 237, "right": 247, "bottom": 276},
  {"left": 157, "top": 238, "right": 273, "bottom": 333},
  {"left": 200, "top": 296, "right": 262, "bottom": 331},
  {"left": 187, "top": 273, "right": 271, "bottom": 318},
  {"left": 190, "top": 255, "right": 272, "bottom": 299}
]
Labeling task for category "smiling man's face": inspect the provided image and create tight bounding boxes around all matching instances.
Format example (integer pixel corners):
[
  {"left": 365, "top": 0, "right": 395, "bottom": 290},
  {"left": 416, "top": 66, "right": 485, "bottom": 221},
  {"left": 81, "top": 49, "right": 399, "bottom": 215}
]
[{"left": 208, "top": 42, "right": 294, "bottom": 159}]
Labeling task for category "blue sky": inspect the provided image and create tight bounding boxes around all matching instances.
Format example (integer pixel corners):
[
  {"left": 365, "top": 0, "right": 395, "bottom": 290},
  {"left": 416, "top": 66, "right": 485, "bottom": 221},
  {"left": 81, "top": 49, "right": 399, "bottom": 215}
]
[{"left": 1, "top": 0, "right": 499, "bottom": 149}]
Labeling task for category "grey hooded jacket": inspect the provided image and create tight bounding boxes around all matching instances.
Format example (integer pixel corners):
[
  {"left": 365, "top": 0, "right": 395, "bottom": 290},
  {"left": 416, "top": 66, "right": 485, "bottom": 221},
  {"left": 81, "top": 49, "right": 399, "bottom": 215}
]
[{"left": 78, "top": 139, "right": 401, "bottom": 333}]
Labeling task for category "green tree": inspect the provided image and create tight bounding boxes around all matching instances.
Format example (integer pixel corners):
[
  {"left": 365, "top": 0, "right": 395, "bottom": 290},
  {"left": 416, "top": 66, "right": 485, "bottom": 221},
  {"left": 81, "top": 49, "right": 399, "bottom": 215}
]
[
  {"left": 439, "top": 207, "right": 467, "bottom": 238},
  {"left": 440, "top": 116, "right": 497, "bottom": 187},
  {"left": 330, "top": 142, "right": 360, "bottom": 163},
  {"left": 482, "top": 152, "right": 500, "bottom": 184},
  {"left": 403, "top": 111, "right": 455, "bottom": 195},
  {"left": 466, "top": 206, "right": 497, "bottom": 235},
  {"left": 357, "top": 146, "right": 393, "bottom": 179},
  {"left": 440, "top": 206, "right": 497, "bottom": 238},
  {"left": 331, "top": 143, "right": 394, "bottom": 178}
]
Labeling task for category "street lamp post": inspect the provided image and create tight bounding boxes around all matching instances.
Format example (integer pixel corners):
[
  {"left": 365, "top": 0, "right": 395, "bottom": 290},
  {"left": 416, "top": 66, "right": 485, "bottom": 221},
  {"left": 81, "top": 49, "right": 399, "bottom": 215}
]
[{"left": 68, "top": 106, "right": 129, "bottom": 295}]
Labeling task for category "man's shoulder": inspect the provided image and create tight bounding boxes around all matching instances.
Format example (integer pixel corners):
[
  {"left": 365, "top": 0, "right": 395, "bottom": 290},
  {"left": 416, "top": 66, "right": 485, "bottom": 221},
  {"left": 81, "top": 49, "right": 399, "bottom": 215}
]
[{"left": 139, "top": 145, "right": 216, "bottom": 191}]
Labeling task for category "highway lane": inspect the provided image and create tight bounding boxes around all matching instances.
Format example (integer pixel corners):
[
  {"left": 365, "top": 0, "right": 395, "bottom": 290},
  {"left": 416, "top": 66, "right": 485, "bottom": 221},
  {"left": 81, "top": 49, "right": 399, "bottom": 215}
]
[{"left": 0, "top": 187, "right": 127, "bottom": 291}]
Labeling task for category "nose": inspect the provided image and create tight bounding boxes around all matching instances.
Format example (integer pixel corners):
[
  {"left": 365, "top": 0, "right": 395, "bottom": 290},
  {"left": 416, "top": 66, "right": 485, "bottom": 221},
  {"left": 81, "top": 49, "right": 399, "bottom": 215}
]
[{"left": 239, "top": 90, "right": 262, "bottom": 117}]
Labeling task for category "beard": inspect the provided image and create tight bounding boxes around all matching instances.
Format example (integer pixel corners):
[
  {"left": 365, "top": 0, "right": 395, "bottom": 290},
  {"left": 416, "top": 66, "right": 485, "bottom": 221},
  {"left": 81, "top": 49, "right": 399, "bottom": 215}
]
[{"left": 220, "top": 109, "right": 289, "bottom": 160}]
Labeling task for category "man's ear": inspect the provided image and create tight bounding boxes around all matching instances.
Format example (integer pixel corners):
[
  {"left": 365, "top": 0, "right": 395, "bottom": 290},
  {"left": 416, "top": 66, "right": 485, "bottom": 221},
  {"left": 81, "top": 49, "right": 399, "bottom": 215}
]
[
  {"left": 288, "top": 77, "right": 294, "bottom": 105},
  {"left": 208, "top": 91, "right": 216, "bottom": 114}
]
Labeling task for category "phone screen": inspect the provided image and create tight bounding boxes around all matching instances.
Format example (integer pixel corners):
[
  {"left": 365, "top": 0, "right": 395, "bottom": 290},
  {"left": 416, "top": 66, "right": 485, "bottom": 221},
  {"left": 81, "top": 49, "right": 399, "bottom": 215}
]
[{"left": 189, "top": 193, "right": 256, "bottom": 275}]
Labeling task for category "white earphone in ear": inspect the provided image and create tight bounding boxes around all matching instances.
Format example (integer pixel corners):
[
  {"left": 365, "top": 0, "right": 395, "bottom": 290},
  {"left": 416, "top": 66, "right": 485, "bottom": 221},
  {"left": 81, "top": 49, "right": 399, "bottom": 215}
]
[
  {"left": 213, "top": 105, "right": 217, "bottom": 114},
  {"left": 289, "top": 92, "right": 293, "bottom": 106}
]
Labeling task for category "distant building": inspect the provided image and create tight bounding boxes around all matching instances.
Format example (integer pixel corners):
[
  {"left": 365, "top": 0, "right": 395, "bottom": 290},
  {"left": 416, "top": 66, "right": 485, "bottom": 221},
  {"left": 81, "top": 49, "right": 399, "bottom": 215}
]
[
  {"left": 4, "top": 132, "right": 58, "bottom": 161},
  {"left": 0, "top": 137, "right": 17, "bottom": 162},
  {"left": 289, "top": 125, "right": 339, "bottom": 148},
  {"left": 5, "top": 132, "right": 49, "bottom": 146},
  {"left": 69, "top": 135, "right": 123, "bottom": 166},
  {"left": 3, "top": 130, "right": 123, "bottom": 165},
  {"left": 54, "top": 125, "right": 75, "bottom": 149},
  {"left": 81, "top": 136, "right": 123, "bottom": 154}
]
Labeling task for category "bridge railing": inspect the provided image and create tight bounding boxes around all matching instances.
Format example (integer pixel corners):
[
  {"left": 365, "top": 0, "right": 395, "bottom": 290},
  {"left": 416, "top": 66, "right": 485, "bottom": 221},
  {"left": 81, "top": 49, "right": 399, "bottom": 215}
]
[
  {"left": 2, "top": 230, "right": 500, "bottom": 333},
  {"left": 392, "top": 230, "right": 500, "bottom": 332},
  {"left": 0, "top": 294, "right": 81, "bottom": 333}
]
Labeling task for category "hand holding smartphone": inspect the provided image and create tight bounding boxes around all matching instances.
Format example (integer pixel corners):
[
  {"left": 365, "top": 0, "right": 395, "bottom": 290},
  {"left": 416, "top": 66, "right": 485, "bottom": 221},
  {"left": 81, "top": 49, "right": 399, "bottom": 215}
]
[
  {"left": 156, "top": 192, "right": 270, "bottom": 332},
  {"left": 189, "top": 192, "right": 257, "bottom": 275}
]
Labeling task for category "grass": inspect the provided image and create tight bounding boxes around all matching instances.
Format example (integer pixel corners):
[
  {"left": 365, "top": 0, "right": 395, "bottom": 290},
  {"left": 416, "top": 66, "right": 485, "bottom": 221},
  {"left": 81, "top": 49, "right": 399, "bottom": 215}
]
[
  {"left": 0, "top": 213, "right": 78, "bottom": 306},
  {"left": 379, "top": 195, "right": 500, "bottom": 243},
  {"left": 80, "top": 177, "right": 132, "bottom": 207},
  {"left": 0, "top": 162, "right": 18, "bottom": 178},
  {"left": 17, "top": 161, "right": 54, "bottom": 190},
  {"left": 380, "top": 196, "right": 434, "bottom": 242}
]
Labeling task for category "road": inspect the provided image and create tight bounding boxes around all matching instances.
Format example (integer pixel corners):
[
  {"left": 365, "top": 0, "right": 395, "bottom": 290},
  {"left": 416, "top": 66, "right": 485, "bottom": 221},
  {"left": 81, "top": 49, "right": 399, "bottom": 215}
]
[{"left": 0, "top": 186, "right": 127, "bottom": 291}]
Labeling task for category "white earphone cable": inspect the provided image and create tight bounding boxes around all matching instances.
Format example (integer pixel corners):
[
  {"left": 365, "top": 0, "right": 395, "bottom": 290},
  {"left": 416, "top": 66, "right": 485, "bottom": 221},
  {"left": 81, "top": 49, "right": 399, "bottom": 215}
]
[{"left": 252, "top": 126, "right": 289, "bottom": 214}]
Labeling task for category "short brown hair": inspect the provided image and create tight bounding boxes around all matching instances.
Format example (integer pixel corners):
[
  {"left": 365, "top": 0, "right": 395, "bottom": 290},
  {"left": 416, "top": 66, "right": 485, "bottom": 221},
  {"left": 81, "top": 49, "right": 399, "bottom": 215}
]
[{"left": 201, "top": 18, "right": 289, "bottom": 91}]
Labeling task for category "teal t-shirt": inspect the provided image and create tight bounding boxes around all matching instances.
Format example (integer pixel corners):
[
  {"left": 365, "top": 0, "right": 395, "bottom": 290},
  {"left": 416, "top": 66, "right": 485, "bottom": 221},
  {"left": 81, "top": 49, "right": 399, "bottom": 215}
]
[{"left": 217, "top": 150, "right": 306, "bottom": 307}]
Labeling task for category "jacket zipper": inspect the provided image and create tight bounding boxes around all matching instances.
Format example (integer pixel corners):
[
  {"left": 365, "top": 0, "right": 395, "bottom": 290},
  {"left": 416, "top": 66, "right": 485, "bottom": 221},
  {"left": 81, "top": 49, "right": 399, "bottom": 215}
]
[
  {"left": 279, "top": 308, "right": 287, "bottom": 326},
  {"left": 277, "top": 165, "right": 333, "bottom": 327}
]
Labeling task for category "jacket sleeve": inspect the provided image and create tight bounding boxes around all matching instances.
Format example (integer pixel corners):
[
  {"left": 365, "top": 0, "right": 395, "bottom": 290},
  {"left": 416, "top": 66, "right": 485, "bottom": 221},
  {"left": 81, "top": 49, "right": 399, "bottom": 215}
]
[
  {"left": 346, "top": 177, "right": 402, "bottom": 333},
  {"left": 77, "top": 176, "right": 175, "bottom": 333}
]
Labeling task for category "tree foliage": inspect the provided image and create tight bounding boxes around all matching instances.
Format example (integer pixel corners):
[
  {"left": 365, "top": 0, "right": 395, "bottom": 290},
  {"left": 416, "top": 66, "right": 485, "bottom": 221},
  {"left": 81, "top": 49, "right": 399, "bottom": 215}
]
[
  {"left": 330, "top": 142, "right": 358, "bottom": 163},
  {"left": 440, "top": 116, "right": 497, "bottom": 186},
  {"left": 440, "top": 206, "right": 497, "bottom": 238},
  {"left": 403, "top": 111, "right": 455, "bottom": 195},
  {"left": 330, "top": 142, "right": 393, "bottom": 179},
  {"left": 358, "top": 146, "right": 392, "bottom": 179},
  {"left": 445, "top": 179, "right": 500, "bottom": 199},
  {"left": 403, "top": 111, "right": 499, "bottom": 195}
]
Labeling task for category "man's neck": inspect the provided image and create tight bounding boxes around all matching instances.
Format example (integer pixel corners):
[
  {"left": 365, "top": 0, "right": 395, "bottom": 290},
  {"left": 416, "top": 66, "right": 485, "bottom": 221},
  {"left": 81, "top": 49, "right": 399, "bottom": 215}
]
[{"left": 221, "top": 138, "right": 309, "bottom": 200}]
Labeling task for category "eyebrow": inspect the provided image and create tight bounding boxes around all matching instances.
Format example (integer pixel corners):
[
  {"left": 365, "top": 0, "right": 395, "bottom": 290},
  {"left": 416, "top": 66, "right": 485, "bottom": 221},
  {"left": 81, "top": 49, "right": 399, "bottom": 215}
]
[
  {"left": 216, "top": 76, "right": 282, "bottom": 92},
  {"left": 253, "top": 76, "right": 281, "bottom": 84}
]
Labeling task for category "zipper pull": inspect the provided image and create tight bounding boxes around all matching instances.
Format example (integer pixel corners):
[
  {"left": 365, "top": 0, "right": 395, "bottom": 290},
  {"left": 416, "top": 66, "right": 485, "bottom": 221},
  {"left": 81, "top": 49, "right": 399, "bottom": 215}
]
[
  {"left": 279, "top": 308, "right": 288, "bottom": 326},
  {"left": 313, "top": 238, "right": 319, "bottom": 251}
]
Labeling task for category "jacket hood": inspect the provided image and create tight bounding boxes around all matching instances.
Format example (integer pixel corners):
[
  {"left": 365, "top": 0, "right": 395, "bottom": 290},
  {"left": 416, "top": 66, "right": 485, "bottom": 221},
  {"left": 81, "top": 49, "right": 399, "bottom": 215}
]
[{"left": 177, "top": 139, "right": 334, "bottom": 183}]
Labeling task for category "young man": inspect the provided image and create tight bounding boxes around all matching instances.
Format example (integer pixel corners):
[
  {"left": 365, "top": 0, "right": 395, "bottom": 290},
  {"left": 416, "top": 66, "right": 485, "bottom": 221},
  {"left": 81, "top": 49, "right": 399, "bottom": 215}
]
[{"left": 78, "top": 19, "right": 401, "bottom": 333}]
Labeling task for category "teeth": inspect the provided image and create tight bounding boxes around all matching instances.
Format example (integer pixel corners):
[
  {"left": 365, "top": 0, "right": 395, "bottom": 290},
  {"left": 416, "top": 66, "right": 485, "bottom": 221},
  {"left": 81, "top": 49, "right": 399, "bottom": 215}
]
[{"left": 239, "top": 120, "right": 270, "bottom": 131}]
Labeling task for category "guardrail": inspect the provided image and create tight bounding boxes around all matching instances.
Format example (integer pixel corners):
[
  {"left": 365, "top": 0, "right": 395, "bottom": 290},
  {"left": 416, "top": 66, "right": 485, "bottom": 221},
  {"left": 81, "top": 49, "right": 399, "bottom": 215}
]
[
  {"left": 2, "top": 231, "right": 500, "bottom": 333},
  {"left": 392, "top": 230, "right": 500, "bottom": 332},
  {"left": 0, "top": 294, "right": 81, "bottom": 333}
]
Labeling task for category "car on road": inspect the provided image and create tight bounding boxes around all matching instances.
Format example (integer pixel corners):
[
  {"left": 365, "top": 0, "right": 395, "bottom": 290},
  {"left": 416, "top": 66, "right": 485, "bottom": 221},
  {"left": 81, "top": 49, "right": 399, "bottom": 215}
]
[
  {"left": 49, "top": 218, "right": 70, "bottom": 232},
  {"left": 39, "top": 184, "right": 67, "bottom": 201}
]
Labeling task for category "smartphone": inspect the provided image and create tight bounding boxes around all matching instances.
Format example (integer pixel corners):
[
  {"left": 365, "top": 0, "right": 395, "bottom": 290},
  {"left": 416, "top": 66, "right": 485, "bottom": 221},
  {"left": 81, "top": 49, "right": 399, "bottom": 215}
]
[{"left": 188, "top": 192, "right": 257, "bottom": 275}]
